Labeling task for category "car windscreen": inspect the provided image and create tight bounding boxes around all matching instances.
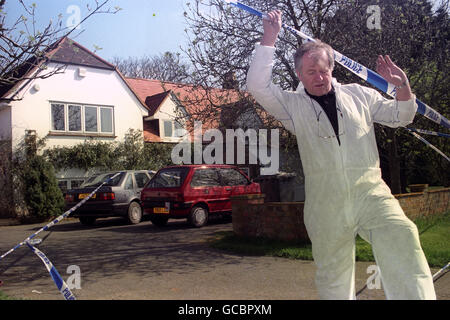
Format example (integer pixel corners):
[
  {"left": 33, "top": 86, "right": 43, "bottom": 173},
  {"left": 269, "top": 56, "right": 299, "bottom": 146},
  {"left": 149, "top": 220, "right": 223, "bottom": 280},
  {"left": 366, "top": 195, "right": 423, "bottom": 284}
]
[
  {"left": 146, "top": 167, "right": 189, "bottom": 188},
  {"left": 80, "top": 172, "right": 125, "bottom": 188}
]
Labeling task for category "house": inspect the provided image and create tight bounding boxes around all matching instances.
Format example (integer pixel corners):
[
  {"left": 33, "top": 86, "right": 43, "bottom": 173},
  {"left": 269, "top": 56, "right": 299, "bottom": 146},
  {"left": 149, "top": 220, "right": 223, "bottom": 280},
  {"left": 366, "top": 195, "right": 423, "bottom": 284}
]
[
  {"left": 128, "top": 78, "right": 305, "bottom": 200},
  {"left": 126, "top": 77, "right": 278, "bottom": 178},
  {"left": 0, "top": 37, "right": 150, "bottom": 188},
  {"left": 0, "top": 37, "right": 304, "bottom": 201}
]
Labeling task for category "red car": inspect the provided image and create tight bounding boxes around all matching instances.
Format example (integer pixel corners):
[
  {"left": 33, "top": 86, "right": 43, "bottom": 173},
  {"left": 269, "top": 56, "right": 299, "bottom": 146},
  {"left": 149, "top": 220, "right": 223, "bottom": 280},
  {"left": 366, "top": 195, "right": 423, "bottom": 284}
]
[{"left": 141, "top": 164, "right": 261, "bottom": 227}]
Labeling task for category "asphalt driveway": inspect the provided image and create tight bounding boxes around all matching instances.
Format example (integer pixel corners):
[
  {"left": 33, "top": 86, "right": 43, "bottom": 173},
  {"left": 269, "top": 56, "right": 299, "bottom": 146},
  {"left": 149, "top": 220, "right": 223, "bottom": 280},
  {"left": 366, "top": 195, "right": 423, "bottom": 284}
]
[{"left": 0, "top": 217, "right": 448, "bottom": 300}]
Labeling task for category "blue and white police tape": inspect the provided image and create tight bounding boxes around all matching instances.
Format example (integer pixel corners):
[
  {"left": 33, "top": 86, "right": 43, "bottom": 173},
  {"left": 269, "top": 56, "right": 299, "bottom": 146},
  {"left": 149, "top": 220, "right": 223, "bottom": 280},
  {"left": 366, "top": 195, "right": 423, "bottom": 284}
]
[
  {"left": 0, "top": 172, "right": 121, "bottom": 261},
  {"left": 407, "top": 130, "right": 450, "bottom": 162},
  {"left": 433, "top": 262, "right": 450, "bottom": 281},
  {"left": 223, "top": 0, "right": 450, "bottom": 161},
  {"left": 26, "top": 241, "right": 76, "bottom": 300},
  {"left": 407, "top": 128, "right": 450, "bottom": 138},
  {"left": 223, "top": 0, "right": 450, "bottom": 130}
]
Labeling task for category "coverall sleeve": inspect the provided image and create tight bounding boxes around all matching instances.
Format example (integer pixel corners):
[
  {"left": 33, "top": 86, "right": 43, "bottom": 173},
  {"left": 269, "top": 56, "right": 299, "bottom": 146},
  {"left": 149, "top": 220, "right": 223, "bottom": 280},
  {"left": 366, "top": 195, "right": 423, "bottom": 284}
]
[
  {"left": 359, "top": 85, "right": 418, "bottom": 128},
  {"left": 246, "top": 44, "right": 296, "bottom": 134}
]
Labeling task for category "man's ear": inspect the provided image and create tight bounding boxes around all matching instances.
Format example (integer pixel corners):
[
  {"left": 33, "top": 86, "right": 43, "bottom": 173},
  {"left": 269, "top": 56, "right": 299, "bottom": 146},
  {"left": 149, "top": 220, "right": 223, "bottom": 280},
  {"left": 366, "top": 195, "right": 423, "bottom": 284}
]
[{"left": 296, "top": 69, "right": 303, "bottom": 82}]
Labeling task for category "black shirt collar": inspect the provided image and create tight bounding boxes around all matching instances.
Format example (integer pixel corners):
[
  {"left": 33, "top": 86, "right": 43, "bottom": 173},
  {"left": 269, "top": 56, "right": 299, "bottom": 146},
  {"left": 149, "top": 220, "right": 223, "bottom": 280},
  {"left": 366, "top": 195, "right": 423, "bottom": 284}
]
[{"left": 304, "top": 86, "right": 335, "bottom": 101}]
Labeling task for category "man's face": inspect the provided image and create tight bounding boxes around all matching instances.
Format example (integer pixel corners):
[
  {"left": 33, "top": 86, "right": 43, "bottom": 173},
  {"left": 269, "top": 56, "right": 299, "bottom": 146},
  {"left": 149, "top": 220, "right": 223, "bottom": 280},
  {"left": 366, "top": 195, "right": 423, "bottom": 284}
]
[{"left": 296, "top": 49, "right": 333, "bottom": 97}]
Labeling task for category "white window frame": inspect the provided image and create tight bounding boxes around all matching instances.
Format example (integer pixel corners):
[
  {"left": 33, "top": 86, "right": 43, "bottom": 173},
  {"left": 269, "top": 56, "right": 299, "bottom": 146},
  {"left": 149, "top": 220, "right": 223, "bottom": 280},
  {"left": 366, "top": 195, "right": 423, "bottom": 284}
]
[
  {"left": 162, "top": 119, "right": 186, "bottom": 140},
  {"left": 50, "top": 102, "right": 114, "bottom": 135}
]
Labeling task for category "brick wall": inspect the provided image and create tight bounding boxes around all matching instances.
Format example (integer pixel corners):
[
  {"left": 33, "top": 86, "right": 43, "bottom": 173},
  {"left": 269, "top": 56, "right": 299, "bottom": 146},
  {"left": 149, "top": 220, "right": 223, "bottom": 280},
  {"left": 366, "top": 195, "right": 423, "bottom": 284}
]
[
  {"left": 231, "top": 188, "right": 449, "bottom": 243},
  {"left": 231, "top": 194, "right": 309, "bottom": 243},
  {"left": 396, "top": 188, "right": 449, "bottom": 220}
]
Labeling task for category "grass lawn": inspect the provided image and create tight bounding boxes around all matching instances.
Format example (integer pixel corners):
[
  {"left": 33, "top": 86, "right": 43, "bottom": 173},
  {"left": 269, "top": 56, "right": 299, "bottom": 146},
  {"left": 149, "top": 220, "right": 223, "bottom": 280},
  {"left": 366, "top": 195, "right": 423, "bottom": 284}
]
[
  {"left": 0, "top": 290, "right": 15, "bottom": 300},
  {"left": 210, "top": 212, "right": 450, "bottom": 268}
]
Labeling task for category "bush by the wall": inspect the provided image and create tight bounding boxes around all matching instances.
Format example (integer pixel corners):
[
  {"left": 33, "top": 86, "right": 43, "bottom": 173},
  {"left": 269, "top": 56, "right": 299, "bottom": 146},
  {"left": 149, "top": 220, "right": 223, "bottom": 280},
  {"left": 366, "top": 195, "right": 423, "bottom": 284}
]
[{"left": 15, "top": 154, "right": 65, "bottom": 221}]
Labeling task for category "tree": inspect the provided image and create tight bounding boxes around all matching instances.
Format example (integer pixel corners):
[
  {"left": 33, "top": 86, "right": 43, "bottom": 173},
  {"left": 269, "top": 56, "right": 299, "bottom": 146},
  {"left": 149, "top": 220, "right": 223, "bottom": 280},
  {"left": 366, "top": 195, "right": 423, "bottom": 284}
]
[
  {"left": 13, "top": 132, "right": 64, "bottom": 221},
  {"left": 320, "top": 0, "right": 449, "bottom": 191},
  {"left": 182, "top": 0, "right": 341, "bottom": 91},
  {"left": 0, "top": 0, "right": 121, "bottom": 99},
  {"left": 111, "top": 51, "right": 192, "bottom": 83},
  {"left": 182, "top": 0, "right": 449, "bottom": 190}
]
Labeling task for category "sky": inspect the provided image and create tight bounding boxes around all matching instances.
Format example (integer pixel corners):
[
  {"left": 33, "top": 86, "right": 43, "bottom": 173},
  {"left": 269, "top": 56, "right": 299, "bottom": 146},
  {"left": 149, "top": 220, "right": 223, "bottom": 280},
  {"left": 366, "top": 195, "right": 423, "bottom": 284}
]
[
  {"left": 4, "top": 0, "right": 445, "bottom": 64},
  {"left": 4, "top": 0, "right": 191, "bottom": 62}
]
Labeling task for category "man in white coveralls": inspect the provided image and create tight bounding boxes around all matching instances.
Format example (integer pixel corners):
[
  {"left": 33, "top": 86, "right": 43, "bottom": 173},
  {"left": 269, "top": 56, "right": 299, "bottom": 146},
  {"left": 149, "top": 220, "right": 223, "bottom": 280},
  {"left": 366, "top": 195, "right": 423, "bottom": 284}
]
[{"left": 246, "top": 10, "right": 436, "bottom": 299}]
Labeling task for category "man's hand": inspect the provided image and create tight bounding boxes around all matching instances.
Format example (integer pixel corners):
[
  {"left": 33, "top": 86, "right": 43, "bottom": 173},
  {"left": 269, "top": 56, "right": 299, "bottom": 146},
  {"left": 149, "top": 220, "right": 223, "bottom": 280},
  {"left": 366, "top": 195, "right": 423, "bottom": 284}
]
[
  {"left": 376, "top": 55, "right": 413, "bottom": 101},
  {"left": 260, "top": 10, "right": 282, "bottom": 47}
]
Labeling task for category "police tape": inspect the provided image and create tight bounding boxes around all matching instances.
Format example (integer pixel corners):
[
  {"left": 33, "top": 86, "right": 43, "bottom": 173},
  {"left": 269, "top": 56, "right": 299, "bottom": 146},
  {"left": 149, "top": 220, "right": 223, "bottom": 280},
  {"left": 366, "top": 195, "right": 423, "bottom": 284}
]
[
  {"left": 407, "top": 128, "right": 450, "bottom": 138},
  {"left": 0, "top": 172, "right": 122, "bottom": 299},
  {"left": 26, "top": 242, "right": 76, "bottom": 300},
  {"left": 433, "top": 262, "right": 450, "bottom": 281},
  {"left": 0, "top": 172, "right": 121, "bottom": 261},
  {"left": 223, "top": 0, "right": 450, "bottom": 129},
  {"left": 407, "top": 130, "right": 450, "bottom": 162},
  {"left": 223, "top": 0, "right": 450, "bottom": 160}
]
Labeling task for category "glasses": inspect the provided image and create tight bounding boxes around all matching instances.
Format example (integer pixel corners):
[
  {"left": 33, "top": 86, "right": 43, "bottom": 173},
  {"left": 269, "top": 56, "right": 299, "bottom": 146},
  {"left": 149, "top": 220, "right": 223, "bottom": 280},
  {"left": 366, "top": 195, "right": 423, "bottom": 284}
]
[{"left": 310, "top": 99, "right": 345, "bottom": 139}]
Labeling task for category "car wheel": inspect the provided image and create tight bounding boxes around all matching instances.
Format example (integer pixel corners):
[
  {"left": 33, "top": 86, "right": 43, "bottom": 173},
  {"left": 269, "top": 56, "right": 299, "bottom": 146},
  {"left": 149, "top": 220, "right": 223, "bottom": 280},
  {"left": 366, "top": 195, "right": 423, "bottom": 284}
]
[
  {"left": 79, "top": 217, "right": 96, "bottom": 226},
  {"left": 150, "top": 216, "right": 169, "bottom": 227},
  {"left": 127, "top": 201, "right": 142, "bottom": 224},
  {"left": 189, "top": 205, "right": 208, "bottom": 228}
]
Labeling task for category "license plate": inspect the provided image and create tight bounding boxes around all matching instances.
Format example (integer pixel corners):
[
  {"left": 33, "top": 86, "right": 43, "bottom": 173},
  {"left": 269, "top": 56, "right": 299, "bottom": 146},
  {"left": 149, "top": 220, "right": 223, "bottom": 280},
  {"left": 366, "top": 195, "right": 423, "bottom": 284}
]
[
  {"left": 154, "top": 207, "right": 169, "bottom": 214},
  {"left": 79, "top": 193, "right": 96, "bottom": 200}
]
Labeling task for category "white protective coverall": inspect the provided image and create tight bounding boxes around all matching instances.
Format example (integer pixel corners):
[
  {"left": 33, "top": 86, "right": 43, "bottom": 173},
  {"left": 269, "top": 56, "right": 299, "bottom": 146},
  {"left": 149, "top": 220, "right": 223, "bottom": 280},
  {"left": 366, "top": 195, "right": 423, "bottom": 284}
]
[{"left": 247, "top": 44, "right": 436, "bottom": 300}]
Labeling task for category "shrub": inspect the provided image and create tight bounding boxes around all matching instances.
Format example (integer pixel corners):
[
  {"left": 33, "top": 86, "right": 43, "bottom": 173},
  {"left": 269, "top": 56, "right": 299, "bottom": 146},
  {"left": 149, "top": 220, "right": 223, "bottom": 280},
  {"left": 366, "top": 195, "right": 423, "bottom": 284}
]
[{"left": 15, "top": 154, "right": 65, "bottom": 221}]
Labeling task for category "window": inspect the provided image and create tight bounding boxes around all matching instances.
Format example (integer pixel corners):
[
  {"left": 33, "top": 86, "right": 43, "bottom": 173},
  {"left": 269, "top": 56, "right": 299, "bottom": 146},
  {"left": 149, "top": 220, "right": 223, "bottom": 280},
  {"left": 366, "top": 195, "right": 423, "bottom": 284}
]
[
  {"left": 51, "top": 104, "right": 65, "bottom": 131},
  {"left": 58, "top": 180, "right": 68, "bottom": 193},
  {"left": 220, "top": 168, "right": 249, "bottom": 186},
  {"left": 124, "top": 174, "right": 134, "bottom": 190},
  {"left": 164, "top": 120, "right": 173, "bottom": 137},
  {"left": 85, "top": 106, "right": 98, "bottom": 132},
  {"left": 68, "top": 105, "right": 82, "bottom": 131},
  {"left": 163, "top": 120, "right": 185, "bottom": 138},
  {"left": 101, "top": 108, "right": 113, "bottom": 133},
  {"left": 134, "top": 172, "right": 150, "bottom": 188},
  {"left": 81, "top": 172, "right": 124, "bottom": 187},
  {"left": 50, "top": 102, "right": 114, "bottom": 135},
  {"left": 190, "top": 169, "right": 221, "bottom": 187},
  {"left": 147, "top": 167, "right": 189, "bottom": 188},
  {"left": 69, "top": 179, "right": 85, "bottom": 189},
  {"left": 174, "top": 121, "right": 184, "bottom": 137}
]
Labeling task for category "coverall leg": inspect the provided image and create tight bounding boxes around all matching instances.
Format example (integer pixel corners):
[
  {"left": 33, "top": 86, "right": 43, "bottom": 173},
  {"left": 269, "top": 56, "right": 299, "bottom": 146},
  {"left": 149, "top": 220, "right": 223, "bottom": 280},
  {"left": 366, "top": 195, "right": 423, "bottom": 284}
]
[
  {"left": 305, "top": 169, "right": 436, "bottom": 300},
  {"left": 356, "top": 171, "right": 436, "bottom": 299}
]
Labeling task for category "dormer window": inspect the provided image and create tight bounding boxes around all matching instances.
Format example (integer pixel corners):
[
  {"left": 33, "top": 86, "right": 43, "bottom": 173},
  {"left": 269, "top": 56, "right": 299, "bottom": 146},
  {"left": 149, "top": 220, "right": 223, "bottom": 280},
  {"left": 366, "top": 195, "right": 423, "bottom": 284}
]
[{"left": 163, "top": 120, "right": 184, "bottom": 138}]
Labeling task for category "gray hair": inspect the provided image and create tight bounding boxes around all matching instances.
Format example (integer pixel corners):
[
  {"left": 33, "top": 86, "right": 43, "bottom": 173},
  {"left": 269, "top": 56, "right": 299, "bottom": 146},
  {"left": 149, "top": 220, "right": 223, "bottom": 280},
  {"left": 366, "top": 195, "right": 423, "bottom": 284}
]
[{"left": 294, "top": 40, "right": 335, "bottom": 72}]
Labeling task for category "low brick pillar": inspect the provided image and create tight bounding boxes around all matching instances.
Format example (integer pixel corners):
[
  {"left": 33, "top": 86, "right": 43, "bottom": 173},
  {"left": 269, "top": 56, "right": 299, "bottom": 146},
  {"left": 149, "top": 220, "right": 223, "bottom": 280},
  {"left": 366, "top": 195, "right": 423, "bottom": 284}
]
[
  {"left": 231, "top": 194, "right": 310, "bottom": 243},
  {"left": 231, "top": 194, "right": 265, "bottom": 239}
]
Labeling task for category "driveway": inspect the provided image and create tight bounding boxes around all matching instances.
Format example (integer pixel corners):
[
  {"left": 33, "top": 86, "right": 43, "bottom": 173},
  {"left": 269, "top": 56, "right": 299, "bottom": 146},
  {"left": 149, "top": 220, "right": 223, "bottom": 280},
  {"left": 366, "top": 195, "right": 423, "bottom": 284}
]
[{"left": 0, "top": 217, "right": 448, "bottom": 300}]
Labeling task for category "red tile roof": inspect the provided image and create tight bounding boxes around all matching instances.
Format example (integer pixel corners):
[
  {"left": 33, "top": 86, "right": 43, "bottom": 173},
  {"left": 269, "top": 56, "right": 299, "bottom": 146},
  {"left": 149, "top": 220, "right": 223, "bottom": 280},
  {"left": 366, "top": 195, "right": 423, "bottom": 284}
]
[{"left": 125, "top": 77, "right": 281, "bottom": 143}]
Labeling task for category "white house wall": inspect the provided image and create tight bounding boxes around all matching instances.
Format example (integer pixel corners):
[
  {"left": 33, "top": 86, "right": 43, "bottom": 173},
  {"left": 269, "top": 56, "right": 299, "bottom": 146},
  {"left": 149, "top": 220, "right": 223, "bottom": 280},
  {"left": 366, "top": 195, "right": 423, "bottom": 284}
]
[
  {"left": 8, "top": 63, "right": 148, "bottom": 151},
  {"left": 0, "top": 105, "right": 11, "bottom": 140},
  {"left": 154, "top": 98, "right": 186, "bottom": 143}
]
